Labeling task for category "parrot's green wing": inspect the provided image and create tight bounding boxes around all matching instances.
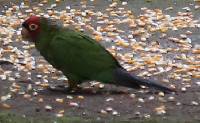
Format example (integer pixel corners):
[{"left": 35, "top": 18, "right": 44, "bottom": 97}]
[
  {"left": 34, "top": 18, "right": 174, "bottom": 93},
  {"left": 44, "top": 28, "right": 121, "bottom": 83}
]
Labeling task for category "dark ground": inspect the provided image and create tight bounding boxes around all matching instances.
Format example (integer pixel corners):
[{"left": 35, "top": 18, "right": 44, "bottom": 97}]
[{"left": 0, "top": 0, "right": 200, "bottom": 122}]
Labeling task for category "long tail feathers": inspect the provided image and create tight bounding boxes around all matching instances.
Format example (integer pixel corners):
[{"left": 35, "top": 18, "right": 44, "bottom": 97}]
[{"left": 113, "top": 68, "right": 175, "bottom": 93}]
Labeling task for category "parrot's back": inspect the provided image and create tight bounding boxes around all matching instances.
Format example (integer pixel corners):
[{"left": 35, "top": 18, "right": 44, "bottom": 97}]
[
  {"left": 34, "top": 18, "right": 174, "bottom": 93},
  {"left": 35, "top": 19, "right": 122, "bottom": 84}
]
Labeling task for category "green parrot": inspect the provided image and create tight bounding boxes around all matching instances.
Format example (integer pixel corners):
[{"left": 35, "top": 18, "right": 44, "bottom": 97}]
[{"left": 21, "top": 16, "right": 175, "bottom": 93}]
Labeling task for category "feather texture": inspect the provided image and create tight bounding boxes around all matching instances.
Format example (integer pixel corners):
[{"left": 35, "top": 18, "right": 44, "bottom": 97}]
[{"left": 33, "top": 17, "right": 174, "bottom": 93}]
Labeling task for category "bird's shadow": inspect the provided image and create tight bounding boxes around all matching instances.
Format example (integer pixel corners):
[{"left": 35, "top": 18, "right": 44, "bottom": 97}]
[
  {"left": 38, "top": 87, "right": 159, "bottom": 96},
  {"left": 38, "top": 88, "right": 133, "bottom": 96}
]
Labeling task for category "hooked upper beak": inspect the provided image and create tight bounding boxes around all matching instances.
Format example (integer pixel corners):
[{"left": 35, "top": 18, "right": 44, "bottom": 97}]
[{"left": 21, "top": 27, "right": 31, "bottom": 41}]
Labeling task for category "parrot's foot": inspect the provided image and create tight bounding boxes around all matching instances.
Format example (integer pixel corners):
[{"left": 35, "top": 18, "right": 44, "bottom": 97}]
[
  {"left": 47, "top": 85, "right": 94, "bottom": 94},
  {"left": 47, "top": 85, "right": 77, "bottom": 93}
]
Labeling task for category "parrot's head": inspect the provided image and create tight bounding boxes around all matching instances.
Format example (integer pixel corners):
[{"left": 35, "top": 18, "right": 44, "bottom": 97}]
[{"left": 21, "top": 15, "right": 40, "bottom": 42}]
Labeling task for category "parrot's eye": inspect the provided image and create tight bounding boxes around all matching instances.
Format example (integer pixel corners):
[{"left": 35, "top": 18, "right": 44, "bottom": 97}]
[{"left": 29, "top": 24, "right": 38, "bottom": 31}]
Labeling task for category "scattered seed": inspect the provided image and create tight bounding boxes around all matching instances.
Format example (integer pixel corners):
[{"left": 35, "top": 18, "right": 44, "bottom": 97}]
[
  {"left": 55, "top": 98, "right": 64, "bottom": 103},
  {"left": 181, "top": 87, "right": 187, "bottom": 92},
  {"left": 23, "top": 94, "right": 31, "bottom": 99},
  {"left": 45, "top": 105, "right": 53, "bottom": 111},
  {"left": 135, "top": 111, "right": 141, "bottom": 116},
  {"left": 106, "top": 97, "right": 114, "bottom": 102},
  {"left": 1, "top": 94, "right": 12, "bottom": 101},
  {"left": 155, "top": 105, "right": 166, "bottom": 115},
  {"left": 148, "top": 96, "right": 155, "bottom": 100},
  {"left": 138, "top": 98, "right": 145, "bottom": 103},
  {"left": 130, "top": 94, "right": 136, "bottom": 98},
  {"left": 0, "top": 0, "right": 199, "bottom": 117},
  {"left": 100, "top": 109, "right": 108, "bottom": 114},
  {"left": 56, "top": 113, "right": 64, "bottom": 117},
  {"left": 66, "top": 95, "right": 73, "bottom": 99},
  {"left": 191, "top": 101, "right": 199, "bottom": 106},
  {"left": 1, "top": 103, "right": 11, "bottom": 109},
  {"left": 112, "top": 111, "right": 119, "bottom": 116},
  {"left": 158, "top": 92, "right": 165, "bottom": 97},
  {"left": 106, "top": 107, "right": 113, "bottom": 112},
  {"left": 168, "top": 96, "right": 175, "bottom": 101},
  {"left": 69, "top": 102, "right": 79, "bottom": 107},
  {"left": 176, "top": 102, "right": 181, "bottom": 106},
  {"left": 77, "top": 95, "right": 85, "bottom": 100}
]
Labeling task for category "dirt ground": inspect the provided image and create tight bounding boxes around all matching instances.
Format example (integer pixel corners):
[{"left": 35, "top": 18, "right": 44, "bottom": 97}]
[{"left": 0, "top": 0, "right": 200, "bottom": 122}]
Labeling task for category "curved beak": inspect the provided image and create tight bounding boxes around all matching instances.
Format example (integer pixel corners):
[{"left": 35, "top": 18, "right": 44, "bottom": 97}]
[{"left": 21, "top": 27, "right": 31, "bottom": 41}]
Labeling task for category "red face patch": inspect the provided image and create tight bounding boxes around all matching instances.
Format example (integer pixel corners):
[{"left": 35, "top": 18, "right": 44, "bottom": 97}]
[{"left": 22, "top": 16, "right": 40, "bottom": 41}]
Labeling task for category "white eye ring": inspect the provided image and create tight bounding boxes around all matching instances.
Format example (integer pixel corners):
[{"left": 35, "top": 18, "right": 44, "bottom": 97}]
[{"left": 29, "top": 24, "right": 38, "bottom": 31}]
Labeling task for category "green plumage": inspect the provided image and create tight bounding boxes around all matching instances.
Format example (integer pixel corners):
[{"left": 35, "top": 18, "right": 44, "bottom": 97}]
[
  {"left": 33, "top": 17, "right": 174, "bottom": 93},
  {"left": 36, "top": 18, "right": 121, "bottom": 85}
]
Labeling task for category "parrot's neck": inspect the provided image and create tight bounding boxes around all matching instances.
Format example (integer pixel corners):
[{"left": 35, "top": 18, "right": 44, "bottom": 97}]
[{"left": 35, "top": 23, "right": 57, "bottom": 54}]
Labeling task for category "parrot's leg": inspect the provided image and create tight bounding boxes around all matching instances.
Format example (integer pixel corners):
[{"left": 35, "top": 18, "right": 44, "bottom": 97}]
[
  {"left": 47, "top": 75, "right": 94, "bottom": 93},
  {"left": 67, "top": 75, "right": 81, "bottom": 91},
  {"left": 47, "top": 75, "right": 81, "bottom": 93},
  {"left": 68, "top": 81, "right": 81, "bottom": 92},
  {"left": 47, "top": 81, "right": 79, "bottom": 93}
]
